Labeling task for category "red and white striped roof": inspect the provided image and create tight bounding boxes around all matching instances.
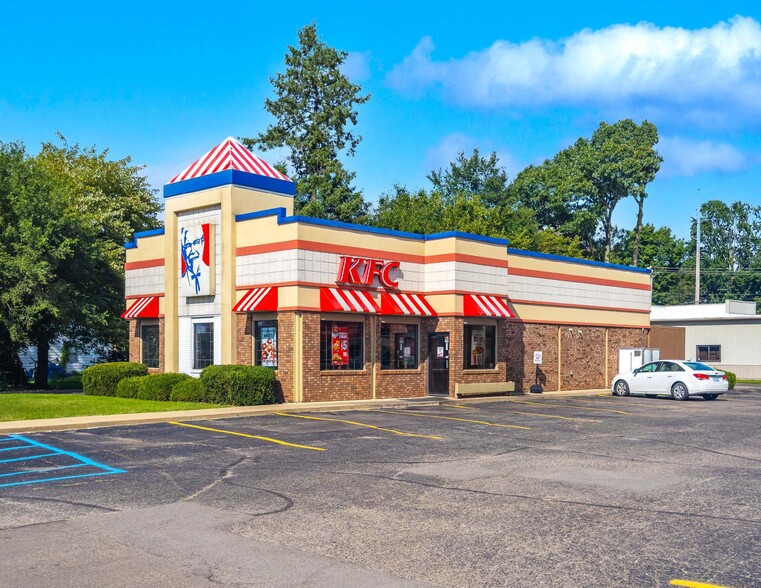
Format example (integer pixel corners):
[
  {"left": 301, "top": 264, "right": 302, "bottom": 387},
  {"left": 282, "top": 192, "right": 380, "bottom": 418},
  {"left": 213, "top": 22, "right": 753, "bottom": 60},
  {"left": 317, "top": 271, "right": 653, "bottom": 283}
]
[
  {"left": 321, "top": 288, "right": 379, "bottom": 314},
  {"left": 121, "top": 297, "right": 160, "bottom": 320},
  {"left": 169, "top": 137, "right": 291, "bottom": 184},
  {"left": 232, "top": 287, "right": 278, "bottom": 313},
  {"left": 463, "top": 294, "right": 514, "bottom": 318},
  {"left": 381, "top": 293, "right": 437, "bottom": 316}
]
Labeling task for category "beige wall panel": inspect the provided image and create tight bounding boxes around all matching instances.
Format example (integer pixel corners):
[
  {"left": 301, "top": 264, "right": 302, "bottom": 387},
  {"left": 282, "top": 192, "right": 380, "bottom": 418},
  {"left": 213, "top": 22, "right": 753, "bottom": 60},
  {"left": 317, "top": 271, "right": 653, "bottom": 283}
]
[
  {"left": 229, "top": 185, "right": 294, "bottom": 216},
  {"left": 236, "top": 216, "right": 299, "bottom": 248},
  {"left": 507, "top": 275, "right": 651, "bottom": 311},
  {"left": 512, "top": 303, "right": 650, "bottom": 328},
  {"left": 508, "top": 252, "right": 652, "bottom": 287},
  {"left": 683, "top": 323, "right": 761, "bottom": 366},
  {"left": 165, "top": 186, "right": 229, "bottom": 216},
  {"left": 126, "top": 235, "right": 165, "bottom": 263},
  {"left": 424, "top": 236, "right": 507, "bottom": 260}
]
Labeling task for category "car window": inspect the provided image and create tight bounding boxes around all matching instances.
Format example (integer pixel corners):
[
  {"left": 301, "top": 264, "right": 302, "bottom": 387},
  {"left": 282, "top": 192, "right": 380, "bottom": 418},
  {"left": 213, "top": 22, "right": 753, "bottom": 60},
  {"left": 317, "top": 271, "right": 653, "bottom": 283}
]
[
  {"left": 684, "top": 361, "right": 714, "bottom": 371},
  {"left": 659, "top": 362, "right": 684, "bottom": 372},
  {"left": 639, "top": 362, "right": 659, "bottom": 373}
]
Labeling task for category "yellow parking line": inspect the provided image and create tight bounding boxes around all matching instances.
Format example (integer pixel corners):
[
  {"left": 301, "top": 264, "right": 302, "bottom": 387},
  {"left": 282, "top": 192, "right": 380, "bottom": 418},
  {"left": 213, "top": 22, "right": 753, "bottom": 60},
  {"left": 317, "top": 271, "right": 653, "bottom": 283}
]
[
  {"left": 440, "top": 404, "right": 600, "bottom": 423},
  {"left": 276, "top": 412, "right": 443, "bottom": 440},
  {"left": 169, "top": 421, "right": 326, "bottom": 451},
  {"left": 670, "top": 579, "right": 734, "bottom": 588},
  {"left": 504, "top": 399, "right": 631, "bottom": 415},
  {"left": 372, "top": 409, "right": 531, "bottom": 430}
]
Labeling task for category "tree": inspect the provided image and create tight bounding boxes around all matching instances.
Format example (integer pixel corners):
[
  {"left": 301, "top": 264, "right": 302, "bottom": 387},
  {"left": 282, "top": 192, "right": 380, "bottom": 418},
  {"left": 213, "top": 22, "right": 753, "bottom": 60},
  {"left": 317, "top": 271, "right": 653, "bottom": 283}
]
[
  {"left": 242, "top": 23, "right": 370, "bottom": 223},
  {"left": 428, "top": 149, "right": 509, "bottom": 207},
  {"left": 0, "top": 137, "right": 160, "bottom": 388}
]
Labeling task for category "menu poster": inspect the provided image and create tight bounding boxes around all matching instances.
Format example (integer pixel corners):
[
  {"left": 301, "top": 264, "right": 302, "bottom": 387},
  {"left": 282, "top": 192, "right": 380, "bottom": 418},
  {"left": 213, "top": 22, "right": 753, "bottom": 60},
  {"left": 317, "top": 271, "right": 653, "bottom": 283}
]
[
  {"left": 331, "top": 325, "right": 349, "bottom": 367},
  {"left": 259, "top": 326, "right": 278, "bottom": 367},
  {"left": 470, "top": 330, "right": 485, "bottom": 367}
]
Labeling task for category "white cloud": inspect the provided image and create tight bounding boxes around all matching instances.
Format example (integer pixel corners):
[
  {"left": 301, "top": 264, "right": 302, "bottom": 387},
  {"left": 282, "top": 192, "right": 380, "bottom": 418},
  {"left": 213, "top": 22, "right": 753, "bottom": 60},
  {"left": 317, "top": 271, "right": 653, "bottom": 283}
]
[
  {"left": 658, "top": 136, "right": 747, "bottom": 177},
  {"left": 340, "top": 51, "right": 372, "bottom": 83},
  {"left": 387, "top": 16, "right": 761, "bottom": 121},
  {"left": 424, "top": 133, "right": 521, "bottom": 178}
]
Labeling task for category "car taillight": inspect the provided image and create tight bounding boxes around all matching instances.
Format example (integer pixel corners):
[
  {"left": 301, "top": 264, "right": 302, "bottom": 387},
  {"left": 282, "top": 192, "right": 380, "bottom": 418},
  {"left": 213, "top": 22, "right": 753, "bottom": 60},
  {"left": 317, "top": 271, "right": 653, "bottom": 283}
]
[
  {"left": 693, "top": 373, "right": 710, "bottom": 381},
  {"left": 722, "top": 374, "right": 728, "bottom": 381}
]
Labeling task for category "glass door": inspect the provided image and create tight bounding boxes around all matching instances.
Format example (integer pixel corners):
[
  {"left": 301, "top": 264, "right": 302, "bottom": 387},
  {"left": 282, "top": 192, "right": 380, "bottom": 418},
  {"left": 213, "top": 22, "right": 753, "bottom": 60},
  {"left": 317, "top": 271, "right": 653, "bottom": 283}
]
[{"left": 427, "top": 332, "right": 450, "bottom": 395}]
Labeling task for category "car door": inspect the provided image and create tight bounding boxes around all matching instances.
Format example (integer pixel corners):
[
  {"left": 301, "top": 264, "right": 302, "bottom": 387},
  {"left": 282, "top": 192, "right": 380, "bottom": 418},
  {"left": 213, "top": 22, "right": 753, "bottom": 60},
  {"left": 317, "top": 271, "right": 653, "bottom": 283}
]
[
  {"left": 630, "top": 362, "right": 659, "bottom": 393},
  {"left": 653, "top": 361, "right": 684, "bottom": 393}
]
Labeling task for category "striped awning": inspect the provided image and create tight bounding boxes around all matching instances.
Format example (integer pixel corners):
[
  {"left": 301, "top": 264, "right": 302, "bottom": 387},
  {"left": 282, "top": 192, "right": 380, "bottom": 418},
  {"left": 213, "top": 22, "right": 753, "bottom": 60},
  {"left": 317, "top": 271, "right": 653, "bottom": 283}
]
[
  {"left": 232, "top": 287, "right": 278, "bottom": 313},
  {"left": 381, "top": 292, "right": 437, "bottom": 316},
  {"left": 121, "top": 297, "right": 160, "bottom": 319},
  {"left": 320, "top": 288, "right": 379, "bottom": 313},
  {"left": 169, "top": 137, "right": 290, "bottom": 184},
  {"left": 463, "top": 294, "right": 514, "bottom": 318}
]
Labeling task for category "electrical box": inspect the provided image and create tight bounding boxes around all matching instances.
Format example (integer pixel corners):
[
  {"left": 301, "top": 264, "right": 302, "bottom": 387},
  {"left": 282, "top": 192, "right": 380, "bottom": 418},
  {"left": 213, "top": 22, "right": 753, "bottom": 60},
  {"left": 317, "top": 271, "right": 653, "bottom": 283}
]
[{"left": 618, "top": 348, "right": 660, "bottom": 373}]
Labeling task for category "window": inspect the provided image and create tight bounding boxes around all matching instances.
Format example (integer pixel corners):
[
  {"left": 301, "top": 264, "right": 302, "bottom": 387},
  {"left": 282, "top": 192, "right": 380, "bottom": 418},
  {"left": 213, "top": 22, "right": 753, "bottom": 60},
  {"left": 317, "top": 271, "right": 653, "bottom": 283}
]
[
  {"left": 255, "top": 320, "right": 278, "bottom": 368},
  {"left": 141, "top": 322, "right": 160, "bottom": 368},
  {"left": 638, "top": 362, "right": 660, "bottom": 373},
  {"left": 193, "top": 322, "right": 214, "bottom": 370},
  {"left": 696, "top": 345, "right": 721, "bottom": 362},
  {"left": 381, "top": 323, "right": 418, "bottom": 369},
  {"left": 464, "top": 324, "right": 496, "bottom": 369},
  {"left": 658, "top": 362, "right": 684, "bottom": 372},
  {"left": 320, "top": 320, "right": 364, "bottom": 370}
]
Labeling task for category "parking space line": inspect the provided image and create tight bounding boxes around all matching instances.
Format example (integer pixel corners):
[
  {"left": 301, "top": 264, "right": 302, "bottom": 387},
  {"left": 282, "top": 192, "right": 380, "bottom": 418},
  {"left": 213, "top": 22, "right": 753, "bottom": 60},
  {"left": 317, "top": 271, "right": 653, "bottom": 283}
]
[
  {"left": 503, "top": 399, "right": 631, "bottom": 415},
  {"left": 670, "top": 579, "right": 734, "bottom": 588},
  {"left": 276, "top": 413, "right": 443, "bottom": 440},
  {"left": 0, "top": 464, "right": 85, "bottom": 479},
  {"left": 0, "top": 471, "right": 126, "bottom": 489},
  {"left": 0, "top": 452, "right": 59, "bottom": 464},
  {"left": 371, "top": 409, "right": 531, "bottom": 430},
  {"left": 442, "top": 404, "right": 601, "bottom": 423},
  {"left": 0, "top": 444, "right": 36, "bottom": 452},
  {"left": 169, "top": 421, "right": 326, "bottom": 451}
]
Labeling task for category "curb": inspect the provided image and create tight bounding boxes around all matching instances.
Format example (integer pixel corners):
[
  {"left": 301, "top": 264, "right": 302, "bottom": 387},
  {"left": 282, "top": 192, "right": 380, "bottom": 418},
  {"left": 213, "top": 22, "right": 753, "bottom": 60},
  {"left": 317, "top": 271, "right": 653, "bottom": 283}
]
[{"left": 0, "top": 389, "right": 609, "bottom": 434}]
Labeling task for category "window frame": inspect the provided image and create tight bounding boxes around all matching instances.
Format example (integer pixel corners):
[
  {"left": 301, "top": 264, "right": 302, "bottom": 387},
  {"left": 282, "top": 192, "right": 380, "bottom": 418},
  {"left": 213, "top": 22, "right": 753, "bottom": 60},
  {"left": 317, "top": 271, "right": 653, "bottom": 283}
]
[
  {"left": 696, "top": 345, "right": 721, "bottom": 362},
  {"left": 463, "top": 323, "right": 497, "bottom": 370},
  {"left": 380, "top": 323, "right": 419, "bottom": 370},
  {"left": 193, "top": 321, "right": 215, "bottom": 370},
  {"left": 320, "top": 319, "right": 365, "bottom": 371},
  {"left": 140, "top": 320, "right": 160, "bottom": 369},
  {"left": 254, "top": 319, "right": 278, "bottom": 369}
]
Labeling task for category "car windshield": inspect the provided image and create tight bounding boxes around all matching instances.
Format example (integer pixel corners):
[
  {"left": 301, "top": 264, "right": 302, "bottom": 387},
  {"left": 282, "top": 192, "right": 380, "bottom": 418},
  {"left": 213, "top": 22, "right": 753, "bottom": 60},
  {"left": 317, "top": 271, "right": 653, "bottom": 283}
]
[{"left": 683, "top": 361, "right": 714, "bottom": 371}]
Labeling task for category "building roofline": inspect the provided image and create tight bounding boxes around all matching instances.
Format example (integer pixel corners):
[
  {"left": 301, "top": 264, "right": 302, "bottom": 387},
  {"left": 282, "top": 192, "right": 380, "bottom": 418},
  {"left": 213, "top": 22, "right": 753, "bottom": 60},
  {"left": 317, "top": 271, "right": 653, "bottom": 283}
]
[{"left": 507, "top": 248, "right": 652, "bottom": 274}]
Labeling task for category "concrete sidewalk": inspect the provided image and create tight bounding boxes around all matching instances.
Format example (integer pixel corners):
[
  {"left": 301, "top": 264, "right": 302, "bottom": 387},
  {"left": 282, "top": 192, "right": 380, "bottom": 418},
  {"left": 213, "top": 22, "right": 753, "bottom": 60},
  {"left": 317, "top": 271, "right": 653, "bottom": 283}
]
[{"left": 0, "top": 388, "right": 608, "bottom": 434}]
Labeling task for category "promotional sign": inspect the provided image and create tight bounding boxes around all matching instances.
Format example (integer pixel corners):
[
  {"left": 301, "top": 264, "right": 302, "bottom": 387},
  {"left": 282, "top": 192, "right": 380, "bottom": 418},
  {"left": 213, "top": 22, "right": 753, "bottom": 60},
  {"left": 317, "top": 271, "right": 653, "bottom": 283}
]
[
  {"left": 331, "top": 325, "right": 349, "bottom": 367},
  {"left": 179, "top": 222, "right": 215, "bottom": 296},
  {"left": 259, "top": 325, "right": 278, "bottom": 367},
  {"left": 470, "top": 330, "right": 485, "bottom": 367},
  {"left": 533, "top": 351, "right": 543, "bottom": 365},
  {"left": 336, "top": 256, "right": 400, "bottom": 288}
]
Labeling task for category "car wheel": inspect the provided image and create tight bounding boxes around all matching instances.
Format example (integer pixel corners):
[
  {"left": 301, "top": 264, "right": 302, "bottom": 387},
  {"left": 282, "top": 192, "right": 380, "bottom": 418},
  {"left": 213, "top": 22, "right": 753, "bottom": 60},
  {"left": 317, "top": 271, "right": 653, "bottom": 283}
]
[
  {"left": 671, "top": 382, "right": 689, "bottom": 401},
  {"left": 645, "top": 394, "right": 658, "bottom": 399},
  {"left": 703, "top": 394, "right": 719, "bottom": 401},
  {"left": 613, "top": 380, "right": 630, "bottom": 397}
]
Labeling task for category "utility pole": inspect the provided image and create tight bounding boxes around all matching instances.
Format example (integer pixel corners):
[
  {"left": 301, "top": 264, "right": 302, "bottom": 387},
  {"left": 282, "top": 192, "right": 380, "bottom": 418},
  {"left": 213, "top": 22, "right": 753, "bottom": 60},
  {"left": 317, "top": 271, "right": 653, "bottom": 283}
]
[{"left": 695, "top": 190, "right": 701, "bottom": 305}]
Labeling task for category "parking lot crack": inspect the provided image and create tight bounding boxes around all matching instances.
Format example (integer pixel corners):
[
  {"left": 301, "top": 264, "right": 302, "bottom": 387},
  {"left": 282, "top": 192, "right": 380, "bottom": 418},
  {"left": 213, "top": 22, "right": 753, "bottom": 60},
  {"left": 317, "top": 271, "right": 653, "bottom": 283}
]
[{"left": 181, "top": 455, "right": 247, "bottom": 502}]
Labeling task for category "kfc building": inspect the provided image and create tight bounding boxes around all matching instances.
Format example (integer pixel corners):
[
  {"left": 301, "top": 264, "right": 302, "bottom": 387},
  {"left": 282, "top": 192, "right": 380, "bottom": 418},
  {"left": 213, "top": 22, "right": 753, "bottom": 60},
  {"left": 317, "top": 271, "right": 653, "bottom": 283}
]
[{"left": 123, "top": 137, "right": 651, "bottom": 401}]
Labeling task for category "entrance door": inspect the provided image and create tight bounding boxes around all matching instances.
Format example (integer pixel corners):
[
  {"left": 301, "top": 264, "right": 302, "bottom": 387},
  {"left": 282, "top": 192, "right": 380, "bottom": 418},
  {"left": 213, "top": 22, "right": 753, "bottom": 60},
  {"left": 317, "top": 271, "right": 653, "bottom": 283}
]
[{"left": 428, "top": 332, "right": 450, "bottom": 395}]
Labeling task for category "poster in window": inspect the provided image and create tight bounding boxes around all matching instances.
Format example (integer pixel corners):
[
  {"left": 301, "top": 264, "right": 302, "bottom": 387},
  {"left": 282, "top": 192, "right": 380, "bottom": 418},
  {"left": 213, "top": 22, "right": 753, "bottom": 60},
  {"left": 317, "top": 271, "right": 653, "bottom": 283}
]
[
  {"left": 259, "top": 325, "right": 278, "bottom": 367},
  {"left": 470, "top": 330, "right": 485, "bottom": 367},
  {"left": 331, "top": 325, "right": 349, "bottom": 367}
]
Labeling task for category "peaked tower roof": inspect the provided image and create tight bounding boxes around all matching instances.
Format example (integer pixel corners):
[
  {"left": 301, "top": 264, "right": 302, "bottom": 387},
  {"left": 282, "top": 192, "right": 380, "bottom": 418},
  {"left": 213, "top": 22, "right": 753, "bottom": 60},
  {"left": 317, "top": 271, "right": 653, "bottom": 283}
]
[{"left": 169, "top": 137, "right": 290, "bottom": 184}]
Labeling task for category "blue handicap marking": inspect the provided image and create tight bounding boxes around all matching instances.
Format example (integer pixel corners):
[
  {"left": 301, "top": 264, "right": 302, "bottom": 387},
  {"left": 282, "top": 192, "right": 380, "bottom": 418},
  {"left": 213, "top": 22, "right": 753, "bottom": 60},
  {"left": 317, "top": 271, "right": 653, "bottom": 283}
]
[{"left": 0, "top": 434, "right": 126, "bottom": 488}]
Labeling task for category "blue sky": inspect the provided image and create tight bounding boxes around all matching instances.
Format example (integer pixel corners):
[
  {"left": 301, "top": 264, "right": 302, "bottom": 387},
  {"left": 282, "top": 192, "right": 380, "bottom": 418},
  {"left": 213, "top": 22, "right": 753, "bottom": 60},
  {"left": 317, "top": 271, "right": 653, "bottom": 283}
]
[{"left": 3, "top": 1, "right": 761, "bottom": 240}]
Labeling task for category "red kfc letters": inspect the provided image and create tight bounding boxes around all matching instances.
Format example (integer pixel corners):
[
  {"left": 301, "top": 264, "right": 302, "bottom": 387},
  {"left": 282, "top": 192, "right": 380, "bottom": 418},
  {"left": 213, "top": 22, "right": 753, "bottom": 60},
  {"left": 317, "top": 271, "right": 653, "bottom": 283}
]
[{"left": 336, "top": 256, "right": 400, "bottom": 288}]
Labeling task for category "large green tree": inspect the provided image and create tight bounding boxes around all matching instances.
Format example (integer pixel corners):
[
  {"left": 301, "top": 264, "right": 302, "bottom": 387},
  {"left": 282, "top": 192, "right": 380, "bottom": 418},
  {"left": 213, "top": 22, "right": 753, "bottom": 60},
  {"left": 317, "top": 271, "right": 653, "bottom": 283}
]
[
  {"left": 428, "top": 148, "right": 509, "bottom": 207},
  {"left": 242, "top": 23, "right": 370, "bottom": 223},
  {"left": 0, "top": 137, "right": 160, "bottom": 388}
]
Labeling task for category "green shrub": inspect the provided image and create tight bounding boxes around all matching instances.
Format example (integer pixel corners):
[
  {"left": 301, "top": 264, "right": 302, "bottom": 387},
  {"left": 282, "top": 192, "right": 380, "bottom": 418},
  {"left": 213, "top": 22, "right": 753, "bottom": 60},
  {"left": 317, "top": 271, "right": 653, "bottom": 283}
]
[
  {"left": 115, "top": 376, "right": 147, "bottom": 399},
  {"left": 170, "top": 377, "right": 207, "bottom": 402},
  {"left": 137, "top": 373, "right": 190, "bottom": 401},
  {"left": 82, "top": 362, "right": 148, "bottom": 396},
  {"left": 722, "top": 370, "right": 736, "bottom": 390},
  {"left": 200, "top": 365, "right": 275, "bottom": 406}
]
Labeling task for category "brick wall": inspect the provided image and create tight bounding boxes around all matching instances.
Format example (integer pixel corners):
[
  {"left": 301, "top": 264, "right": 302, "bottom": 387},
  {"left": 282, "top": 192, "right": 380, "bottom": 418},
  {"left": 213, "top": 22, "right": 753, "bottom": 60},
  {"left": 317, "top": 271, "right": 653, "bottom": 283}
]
[
  {"left": 128, "top": 318, "right": 165, "bottom": 373},
  {"left": 560, "top": 325, "right": 606, "bottom": 390}
]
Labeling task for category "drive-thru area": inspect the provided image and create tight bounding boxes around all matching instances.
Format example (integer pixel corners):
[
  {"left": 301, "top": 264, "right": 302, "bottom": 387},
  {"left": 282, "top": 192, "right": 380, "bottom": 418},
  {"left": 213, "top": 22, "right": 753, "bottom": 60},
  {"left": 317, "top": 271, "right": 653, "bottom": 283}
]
[{"left": 1, "top": 390, "right": 760, "bottom": 588}]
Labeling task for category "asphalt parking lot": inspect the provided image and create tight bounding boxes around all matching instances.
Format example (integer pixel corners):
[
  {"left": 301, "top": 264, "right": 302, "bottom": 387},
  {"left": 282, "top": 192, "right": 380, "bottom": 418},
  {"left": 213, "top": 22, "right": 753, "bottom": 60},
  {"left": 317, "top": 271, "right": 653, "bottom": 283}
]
[{"left": 1, "top": 388, "right": 760, "bottom": 588}]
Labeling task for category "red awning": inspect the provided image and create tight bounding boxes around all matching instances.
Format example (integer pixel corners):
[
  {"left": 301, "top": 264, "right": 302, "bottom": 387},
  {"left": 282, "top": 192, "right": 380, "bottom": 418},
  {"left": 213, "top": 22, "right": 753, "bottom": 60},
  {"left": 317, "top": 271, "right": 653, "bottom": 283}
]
[
  {"left": 232, "top": 287, "right": 278, "bottom": 312},
  {"left": 121, "top": 297, "right": 160, "bottom": 319},
  {"left": 381, "top": 292, "right": 437, "bottom": 316},
  {"left": 320, "top": 288, "right": 379, "bottom": 313},
  {"left": 463, "top": 294, "right": 514, "bottom": 318}
]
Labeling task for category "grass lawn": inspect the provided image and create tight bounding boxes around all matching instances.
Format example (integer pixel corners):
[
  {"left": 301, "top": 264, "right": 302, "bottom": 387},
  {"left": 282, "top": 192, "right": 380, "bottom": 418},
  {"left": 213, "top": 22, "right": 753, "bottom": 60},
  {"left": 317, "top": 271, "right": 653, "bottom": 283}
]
[{"left": 0, "top": 394, "right": 223, "bottom": 422}]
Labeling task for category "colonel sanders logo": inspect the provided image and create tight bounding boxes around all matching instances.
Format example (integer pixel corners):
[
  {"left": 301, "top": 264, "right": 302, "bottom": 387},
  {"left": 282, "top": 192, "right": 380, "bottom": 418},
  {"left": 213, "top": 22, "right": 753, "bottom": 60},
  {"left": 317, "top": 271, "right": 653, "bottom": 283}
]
[{"left": 179, "top": 223, "right": 212, "bottom": 296}]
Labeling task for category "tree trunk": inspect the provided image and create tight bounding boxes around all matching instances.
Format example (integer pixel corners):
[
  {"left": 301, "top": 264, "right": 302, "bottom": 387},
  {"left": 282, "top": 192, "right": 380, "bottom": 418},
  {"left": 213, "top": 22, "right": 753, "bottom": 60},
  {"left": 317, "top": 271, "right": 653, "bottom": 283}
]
[
  {"left": 603, "top": 208, "right": 614, "bottom": 262},
  {"left": 36, "top": 338, "right": 50, "bottom": 390},
  {"left": 633, "top": 195, "right": 644, "bottom": 267}
]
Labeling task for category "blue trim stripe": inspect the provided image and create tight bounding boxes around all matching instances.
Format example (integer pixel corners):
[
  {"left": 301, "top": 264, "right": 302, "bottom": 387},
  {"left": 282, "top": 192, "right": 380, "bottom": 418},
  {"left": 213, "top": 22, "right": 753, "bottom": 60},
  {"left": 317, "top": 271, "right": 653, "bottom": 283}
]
[
  {"left": 235, "top": 207, "right": 511, "bottom": 246},
  {"left": 507, "top": 248, "right": 652, "bottom": 274},
  {"left": 164, "top": 169, "right": 296, "bottom": 198},
  {"left": 124, "top": 227, "right": 165, "bottom": 250},
  {"left": 10, "top": 435, "right": 126, "bottom": 474}
]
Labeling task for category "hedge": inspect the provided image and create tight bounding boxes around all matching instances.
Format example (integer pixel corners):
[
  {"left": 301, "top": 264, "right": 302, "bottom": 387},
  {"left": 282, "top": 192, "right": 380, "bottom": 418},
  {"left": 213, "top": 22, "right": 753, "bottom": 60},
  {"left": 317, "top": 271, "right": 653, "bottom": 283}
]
[
  {"left": 137, "top": 373, "right": 190, "bottom": 401},
  {"left": 200, "top": 365, "right": 275, "bottom": 406},
  {"left": 115, "top": 376, "right": 147, "bottom": 399},
  {"left": 82, "top": 362, "right": 148, "bottom": 396},
  {"left": 170, "top": 377, "right": 207, "bottom": 402},
  {"left": 722, "top": 370, "right": 737, "bottom": 390}
]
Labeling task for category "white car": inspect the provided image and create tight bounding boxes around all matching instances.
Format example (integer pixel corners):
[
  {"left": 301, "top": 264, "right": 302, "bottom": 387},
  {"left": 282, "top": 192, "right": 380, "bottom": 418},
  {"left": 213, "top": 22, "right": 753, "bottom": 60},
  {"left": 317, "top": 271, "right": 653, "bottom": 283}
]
[{"left": 612, "top": 360, "right": 728, "bottom": 401}]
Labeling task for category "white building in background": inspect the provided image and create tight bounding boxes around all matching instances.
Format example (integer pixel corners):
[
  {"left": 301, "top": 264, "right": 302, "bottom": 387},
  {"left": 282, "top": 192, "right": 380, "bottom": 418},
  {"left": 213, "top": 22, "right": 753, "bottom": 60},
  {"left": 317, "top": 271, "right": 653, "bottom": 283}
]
[
  {"left": 18, "top": 340, "right": 101, "bottom": 377},
  {"left": 651, "top": 300, "right": 761, "bottom": 379}
]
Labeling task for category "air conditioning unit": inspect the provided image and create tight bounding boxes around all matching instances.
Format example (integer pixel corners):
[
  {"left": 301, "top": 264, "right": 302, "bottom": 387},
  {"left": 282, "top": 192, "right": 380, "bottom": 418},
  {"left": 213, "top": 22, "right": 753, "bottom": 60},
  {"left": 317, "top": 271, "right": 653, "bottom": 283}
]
[{"left": 618, "top": 348, "right": 660, "bottom": 373}]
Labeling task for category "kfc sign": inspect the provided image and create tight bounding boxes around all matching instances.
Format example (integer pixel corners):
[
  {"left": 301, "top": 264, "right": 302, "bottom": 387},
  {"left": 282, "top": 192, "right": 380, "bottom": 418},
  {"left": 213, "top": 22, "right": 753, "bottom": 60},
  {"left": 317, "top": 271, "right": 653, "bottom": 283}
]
[{"left": 336, "top": 256, "right": 400, "bottom": 289}]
